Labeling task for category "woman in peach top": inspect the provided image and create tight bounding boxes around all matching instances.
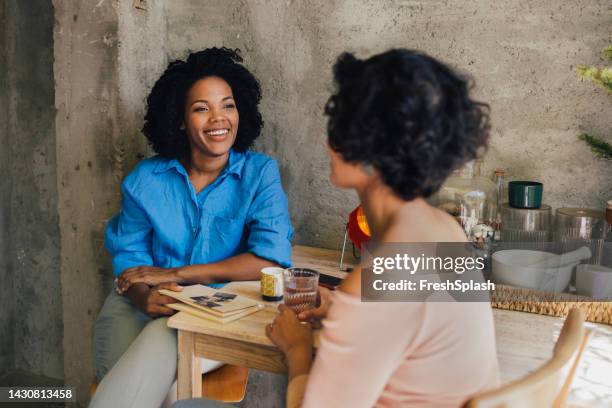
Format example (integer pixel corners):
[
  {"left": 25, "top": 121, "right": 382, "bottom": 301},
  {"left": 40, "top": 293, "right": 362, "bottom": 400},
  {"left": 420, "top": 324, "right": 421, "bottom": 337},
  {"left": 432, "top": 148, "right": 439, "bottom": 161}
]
[
  {"left": 172, "top": 49, "right": 499, "bottom": 408},
  {"left": 266, "top": 49, "right": 500, "bottom": 408}
]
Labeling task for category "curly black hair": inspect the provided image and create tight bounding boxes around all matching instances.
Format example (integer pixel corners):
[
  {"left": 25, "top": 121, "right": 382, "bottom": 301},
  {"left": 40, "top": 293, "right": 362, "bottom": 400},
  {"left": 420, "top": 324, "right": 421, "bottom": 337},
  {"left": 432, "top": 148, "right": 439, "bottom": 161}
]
[
  {"left": 142, "top": 47, "right": 263, "bottom": 158},
  {"left": 325, "top": 49, "right": 490, "bottom": 200}
]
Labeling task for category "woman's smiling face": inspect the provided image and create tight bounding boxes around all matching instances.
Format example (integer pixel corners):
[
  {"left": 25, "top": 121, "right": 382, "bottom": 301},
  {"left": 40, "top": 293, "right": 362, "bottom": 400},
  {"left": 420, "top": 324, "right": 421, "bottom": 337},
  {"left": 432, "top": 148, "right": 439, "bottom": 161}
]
[{"left": 183, "top": 76, "right": 239, "bottom": 158}]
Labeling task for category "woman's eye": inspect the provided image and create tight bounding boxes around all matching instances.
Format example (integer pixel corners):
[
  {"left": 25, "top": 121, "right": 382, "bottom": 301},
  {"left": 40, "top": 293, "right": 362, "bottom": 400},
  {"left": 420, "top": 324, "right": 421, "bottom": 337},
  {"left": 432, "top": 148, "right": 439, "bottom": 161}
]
[
  {"left": 194, "top": 106, "right": 208, "bottom": 112},
  {"left": 224, "top": 104, "right": 235, "bottom": 110}
]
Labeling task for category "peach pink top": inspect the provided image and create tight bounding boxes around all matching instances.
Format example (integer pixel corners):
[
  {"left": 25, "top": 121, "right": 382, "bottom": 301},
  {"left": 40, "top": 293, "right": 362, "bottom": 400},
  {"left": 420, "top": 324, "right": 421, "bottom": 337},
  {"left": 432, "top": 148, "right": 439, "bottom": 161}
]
[{"left": 287, "top": 290, "right": 500, "bottom": 408}]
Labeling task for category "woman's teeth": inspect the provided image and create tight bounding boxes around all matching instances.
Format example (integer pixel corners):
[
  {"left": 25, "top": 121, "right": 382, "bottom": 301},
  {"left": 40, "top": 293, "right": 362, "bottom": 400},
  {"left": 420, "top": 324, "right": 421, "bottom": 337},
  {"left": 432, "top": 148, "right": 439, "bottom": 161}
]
[{"left": 206, "top": 129, "right": 229, "bottom": 136}]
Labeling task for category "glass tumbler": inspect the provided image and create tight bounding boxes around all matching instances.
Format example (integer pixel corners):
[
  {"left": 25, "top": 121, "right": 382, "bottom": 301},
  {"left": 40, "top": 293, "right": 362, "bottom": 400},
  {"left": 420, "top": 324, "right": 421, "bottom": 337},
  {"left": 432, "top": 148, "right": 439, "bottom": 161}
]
[{"left": 283, "top": 268, "right": 319, "bottom": 314}]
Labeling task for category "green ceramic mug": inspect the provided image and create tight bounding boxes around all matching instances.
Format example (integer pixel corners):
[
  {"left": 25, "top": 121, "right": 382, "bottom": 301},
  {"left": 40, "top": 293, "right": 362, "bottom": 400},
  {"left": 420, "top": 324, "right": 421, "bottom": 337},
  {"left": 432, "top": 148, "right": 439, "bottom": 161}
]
[{"left": 508, "top": 181, "right": 543, "bottom": 209}]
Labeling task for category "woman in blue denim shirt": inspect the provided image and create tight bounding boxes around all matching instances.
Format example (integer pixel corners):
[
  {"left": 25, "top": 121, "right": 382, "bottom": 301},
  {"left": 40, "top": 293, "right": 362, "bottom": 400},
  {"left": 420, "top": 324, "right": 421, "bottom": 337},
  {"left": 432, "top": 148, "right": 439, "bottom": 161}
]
[{"left": 90, "top": 48, "right": 293, "bottom": 408}]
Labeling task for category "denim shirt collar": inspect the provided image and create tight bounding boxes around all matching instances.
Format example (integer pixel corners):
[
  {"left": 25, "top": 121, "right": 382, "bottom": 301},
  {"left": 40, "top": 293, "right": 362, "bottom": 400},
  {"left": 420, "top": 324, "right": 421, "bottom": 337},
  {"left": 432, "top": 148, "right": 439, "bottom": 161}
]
[{"left": 153, "top": 149, "right": 245, "bottom": 179}]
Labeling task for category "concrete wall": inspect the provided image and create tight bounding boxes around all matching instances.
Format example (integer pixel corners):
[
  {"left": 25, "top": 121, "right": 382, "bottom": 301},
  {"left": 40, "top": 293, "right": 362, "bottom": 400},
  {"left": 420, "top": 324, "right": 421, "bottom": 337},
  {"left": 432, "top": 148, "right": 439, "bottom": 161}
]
[
  {"left": 0, "top": 0, "right": 14, "bottom": 377},
  {"left": 53, "top": 0, "right": 127, "bottom": 402},
  {"left": 0, "top": 0, "right": 62, "bottom": 381}
]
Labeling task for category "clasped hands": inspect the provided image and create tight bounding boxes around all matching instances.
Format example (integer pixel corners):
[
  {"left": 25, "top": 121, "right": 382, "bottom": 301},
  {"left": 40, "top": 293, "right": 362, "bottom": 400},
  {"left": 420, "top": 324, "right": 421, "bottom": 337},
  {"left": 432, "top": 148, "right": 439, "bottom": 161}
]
[
  {"left": 114, "top": 266, "right": 187, "bottom": 318},
  {"left": 115, "top": 265, "right": 183, "bottom": 294}
]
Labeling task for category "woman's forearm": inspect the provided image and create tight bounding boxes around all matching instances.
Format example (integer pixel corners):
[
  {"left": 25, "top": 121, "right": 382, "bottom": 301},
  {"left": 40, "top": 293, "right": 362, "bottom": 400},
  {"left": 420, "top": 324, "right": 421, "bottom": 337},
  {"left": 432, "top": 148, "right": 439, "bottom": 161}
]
[
  {"left": 286, "top": 344, "right": 313, "bottom": 382},
  {"left": 177, "top": 252, "right": 278, "bottom": 284}
]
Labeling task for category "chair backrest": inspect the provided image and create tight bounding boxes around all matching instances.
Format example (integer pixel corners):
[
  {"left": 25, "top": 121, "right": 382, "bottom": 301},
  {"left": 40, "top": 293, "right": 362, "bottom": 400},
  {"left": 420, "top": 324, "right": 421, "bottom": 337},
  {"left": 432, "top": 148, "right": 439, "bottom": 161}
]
[{"left": 463, "top": 308, "right": 591, "bottom": 408}]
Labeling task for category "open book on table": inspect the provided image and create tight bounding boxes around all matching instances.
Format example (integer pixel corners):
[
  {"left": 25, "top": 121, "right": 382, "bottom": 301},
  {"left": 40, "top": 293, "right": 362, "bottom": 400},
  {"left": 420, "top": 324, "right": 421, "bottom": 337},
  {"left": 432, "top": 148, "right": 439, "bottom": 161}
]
[{"left": 159, "top": 284, "right": 264, "bottom": 324}]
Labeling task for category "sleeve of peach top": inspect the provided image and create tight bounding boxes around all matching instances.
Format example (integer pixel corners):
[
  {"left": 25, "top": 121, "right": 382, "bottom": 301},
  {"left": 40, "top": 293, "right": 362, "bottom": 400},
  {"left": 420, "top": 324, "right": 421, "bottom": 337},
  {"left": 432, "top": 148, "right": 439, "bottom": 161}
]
[{"left": 299, "top": 290, "right": 426, "bottom": 408}]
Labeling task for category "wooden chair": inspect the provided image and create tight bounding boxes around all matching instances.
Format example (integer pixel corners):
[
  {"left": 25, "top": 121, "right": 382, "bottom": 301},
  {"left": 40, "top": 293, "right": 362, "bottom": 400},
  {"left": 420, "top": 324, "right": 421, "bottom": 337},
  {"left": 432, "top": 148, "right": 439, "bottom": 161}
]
[
  {"left": 90, "top": 365, "right": 249, "bottom": 403},
  {"left": 89, "top": 379, "right": 98, "bottom": 396},
  {"left": 463, "top": 308, "right": 591, "bottom": 408},
  {"left": 201, "top": 364, "right": 249, "bottom": 403}
]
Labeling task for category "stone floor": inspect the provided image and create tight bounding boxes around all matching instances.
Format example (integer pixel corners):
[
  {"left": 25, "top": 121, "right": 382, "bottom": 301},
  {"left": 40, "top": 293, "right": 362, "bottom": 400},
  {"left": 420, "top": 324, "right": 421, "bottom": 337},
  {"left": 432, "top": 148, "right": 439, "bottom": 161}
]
[{"left": 235, "top": 370, "right": 287, "bottom": 408}]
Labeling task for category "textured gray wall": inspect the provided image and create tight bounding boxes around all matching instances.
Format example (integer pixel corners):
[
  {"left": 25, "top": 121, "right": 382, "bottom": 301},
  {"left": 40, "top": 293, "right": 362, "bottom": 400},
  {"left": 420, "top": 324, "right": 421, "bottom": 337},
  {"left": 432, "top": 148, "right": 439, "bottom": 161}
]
[
  {"left": 53, "top": 0, "right": 125, "bottom": 402},
  {"left": 0, "top": 0, "right": 14, "bottom": 377},
  {"left": 0, "top": 0, "right": 62, "bottom": 380}
]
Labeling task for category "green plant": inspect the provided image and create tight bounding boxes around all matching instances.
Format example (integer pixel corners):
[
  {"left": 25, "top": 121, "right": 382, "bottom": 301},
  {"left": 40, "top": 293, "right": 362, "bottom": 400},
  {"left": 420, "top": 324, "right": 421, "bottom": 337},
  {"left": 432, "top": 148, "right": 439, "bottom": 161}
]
[
  {"left": 578, "top": 45, "right": 612, "bottom": 93},
  {"left": 577, "top": 45, "right": 612, "bottom": 160},
  {"left": 578, "top": 133, "right": 612, "bottom": 160}
]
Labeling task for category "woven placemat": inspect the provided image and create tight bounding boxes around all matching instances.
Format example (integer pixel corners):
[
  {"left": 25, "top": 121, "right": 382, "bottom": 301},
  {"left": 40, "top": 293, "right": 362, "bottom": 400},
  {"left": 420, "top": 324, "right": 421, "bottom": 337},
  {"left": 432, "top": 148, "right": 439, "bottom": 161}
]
[{"left": 490, "top": 284, "right": 612, "bottom": 325}]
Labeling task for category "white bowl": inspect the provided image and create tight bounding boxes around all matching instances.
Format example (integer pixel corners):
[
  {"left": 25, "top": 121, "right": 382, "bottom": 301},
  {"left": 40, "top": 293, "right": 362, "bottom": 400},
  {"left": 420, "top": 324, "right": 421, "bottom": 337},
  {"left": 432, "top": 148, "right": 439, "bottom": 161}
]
[
  {"left": 492, "top": 250, "right": 576, "bottom": 293},
  {"left": 576, "top": 264, "right": 612, "bottom": 299}
]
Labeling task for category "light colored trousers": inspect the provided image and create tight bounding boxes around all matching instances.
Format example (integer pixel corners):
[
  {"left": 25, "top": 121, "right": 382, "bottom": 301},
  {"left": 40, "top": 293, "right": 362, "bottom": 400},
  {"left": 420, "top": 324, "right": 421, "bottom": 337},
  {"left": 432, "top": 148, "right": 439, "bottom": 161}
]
[{"left": 89, "top": 291, "right": 221, "bottom": 408}]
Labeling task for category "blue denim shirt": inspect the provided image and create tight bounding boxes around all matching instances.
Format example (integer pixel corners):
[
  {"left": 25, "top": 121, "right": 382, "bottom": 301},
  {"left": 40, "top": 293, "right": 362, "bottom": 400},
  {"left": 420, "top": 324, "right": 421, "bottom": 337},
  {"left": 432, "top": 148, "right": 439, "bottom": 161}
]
[{"left": 105, "top": 149, "right": 293, "bottom": 285}]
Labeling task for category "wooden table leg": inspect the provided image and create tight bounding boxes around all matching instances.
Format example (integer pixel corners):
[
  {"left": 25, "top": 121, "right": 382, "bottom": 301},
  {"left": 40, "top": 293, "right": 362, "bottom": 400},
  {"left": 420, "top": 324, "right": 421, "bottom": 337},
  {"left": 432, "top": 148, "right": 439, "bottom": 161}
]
[{"left": 177, "top": 330, "right": 202, "bottom": 399}]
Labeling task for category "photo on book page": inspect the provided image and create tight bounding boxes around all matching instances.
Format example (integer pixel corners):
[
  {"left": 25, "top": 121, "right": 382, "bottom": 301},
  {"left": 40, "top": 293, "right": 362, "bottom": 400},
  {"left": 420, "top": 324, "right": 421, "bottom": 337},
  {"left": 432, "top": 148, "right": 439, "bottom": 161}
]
[
  {"left": 190, "top": 292, "right": 238, "bottom": 308},
  {"left": 159, "top": 284, "right": 261, "bottom": 317}
]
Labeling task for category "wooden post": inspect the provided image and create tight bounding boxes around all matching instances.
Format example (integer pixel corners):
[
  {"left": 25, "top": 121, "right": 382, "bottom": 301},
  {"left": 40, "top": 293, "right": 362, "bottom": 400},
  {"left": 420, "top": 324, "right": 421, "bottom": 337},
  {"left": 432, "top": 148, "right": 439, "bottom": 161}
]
[{"left": 177, "top": 330, "right": 202, "bottom": 399}]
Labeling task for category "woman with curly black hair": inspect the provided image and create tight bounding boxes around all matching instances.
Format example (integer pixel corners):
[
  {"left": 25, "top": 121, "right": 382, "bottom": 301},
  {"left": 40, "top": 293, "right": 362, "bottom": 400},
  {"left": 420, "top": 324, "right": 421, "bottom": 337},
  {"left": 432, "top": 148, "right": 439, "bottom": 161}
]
[
  {"left": 89, "top": 48, "right": 293, "bottom": 408},
  {"left": 262, "top": 50, "right": 500, "bottom": 408}
]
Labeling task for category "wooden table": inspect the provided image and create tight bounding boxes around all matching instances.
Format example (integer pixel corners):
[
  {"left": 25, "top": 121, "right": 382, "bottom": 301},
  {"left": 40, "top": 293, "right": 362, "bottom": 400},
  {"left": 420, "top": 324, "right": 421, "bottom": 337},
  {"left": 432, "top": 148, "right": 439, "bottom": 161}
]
[
  {"left": 169, "top": 280, "right": 285, "bottom": 398},
  {"left": 168, "top": 245, "right": 612, "bottom": 406}
]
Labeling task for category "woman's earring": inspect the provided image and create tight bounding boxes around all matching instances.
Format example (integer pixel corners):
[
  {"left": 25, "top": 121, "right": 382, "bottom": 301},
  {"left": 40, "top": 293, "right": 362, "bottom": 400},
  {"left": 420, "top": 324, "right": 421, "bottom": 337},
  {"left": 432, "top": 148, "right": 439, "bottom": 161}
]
[{"left": 362, "top": 164, "right": 375, "bottom": 176}]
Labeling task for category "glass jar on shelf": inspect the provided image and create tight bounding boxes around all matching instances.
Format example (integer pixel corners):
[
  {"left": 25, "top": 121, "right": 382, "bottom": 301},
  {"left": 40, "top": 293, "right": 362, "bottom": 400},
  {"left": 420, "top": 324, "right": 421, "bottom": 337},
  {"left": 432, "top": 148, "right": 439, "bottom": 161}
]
[
  {"left": 555, "top": 207, "right": 607, "bottom": 264},
  {"left": 431, "top": 160, "right": 497, "bottom": 243},
  {"left": 492, "top": 169, "right": 505, "bottom": 240}
]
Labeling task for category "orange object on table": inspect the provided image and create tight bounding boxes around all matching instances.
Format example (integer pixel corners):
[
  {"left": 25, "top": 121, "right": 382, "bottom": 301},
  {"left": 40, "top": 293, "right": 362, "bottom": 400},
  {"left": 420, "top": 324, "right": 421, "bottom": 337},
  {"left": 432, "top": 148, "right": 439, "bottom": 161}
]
[{"left": 347, "top": 205, "right": 371, "bottom": 250}]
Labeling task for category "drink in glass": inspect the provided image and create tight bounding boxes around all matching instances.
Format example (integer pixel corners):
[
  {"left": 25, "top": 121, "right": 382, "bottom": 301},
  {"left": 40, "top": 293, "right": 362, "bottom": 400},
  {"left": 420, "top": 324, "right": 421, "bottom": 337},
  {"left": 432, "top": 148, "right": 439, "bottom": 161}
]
[{"left": 283, "top": 268, "right": 319, "bottom": 314}]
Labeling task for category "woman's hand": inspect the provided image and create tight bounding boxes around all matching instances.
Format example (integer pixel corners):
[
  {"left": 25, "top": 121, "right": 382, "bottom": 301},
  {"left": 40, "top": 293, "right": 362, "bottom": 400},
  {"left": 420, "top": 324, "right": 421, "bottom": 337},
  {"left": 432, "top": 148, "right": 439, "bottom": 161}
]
[
  {"left": 116, "top": 266, "right": 181, "bottom": 294},
  {"left": 135, "top": 282, "right": 183, "bottom": 317},
  {"left": 266, "top": 305, "right": 314, "bottom": 357},
  {"left": 297, "top": 287, "right": 332, "bottom": 323}
]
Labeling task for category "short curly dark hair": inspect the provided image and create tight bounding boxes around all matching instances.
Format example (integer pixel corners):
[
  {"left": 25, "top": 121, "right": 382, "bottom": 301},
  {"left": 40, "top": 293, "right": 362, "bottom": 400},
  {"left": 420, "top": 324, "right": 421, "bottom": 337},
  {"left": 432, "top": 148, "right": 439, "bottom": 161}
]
[
  {"left": 142, "top": 47, "right": 263, "bottom": 158},
  {"left": 325, "top": 49, "right": 490, "bottom": 200}
]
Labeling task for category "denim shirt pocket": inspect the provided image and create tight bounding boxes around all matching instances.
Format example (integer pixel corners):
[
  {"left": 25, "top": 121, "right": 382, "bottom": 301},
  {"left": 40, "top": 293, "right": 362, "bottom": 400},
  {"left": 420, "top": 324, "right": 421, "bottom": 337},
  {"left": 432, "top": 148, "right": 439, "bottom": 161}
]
[{"left": 209, "top": 213, "right": 247, "bottom": 261}]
